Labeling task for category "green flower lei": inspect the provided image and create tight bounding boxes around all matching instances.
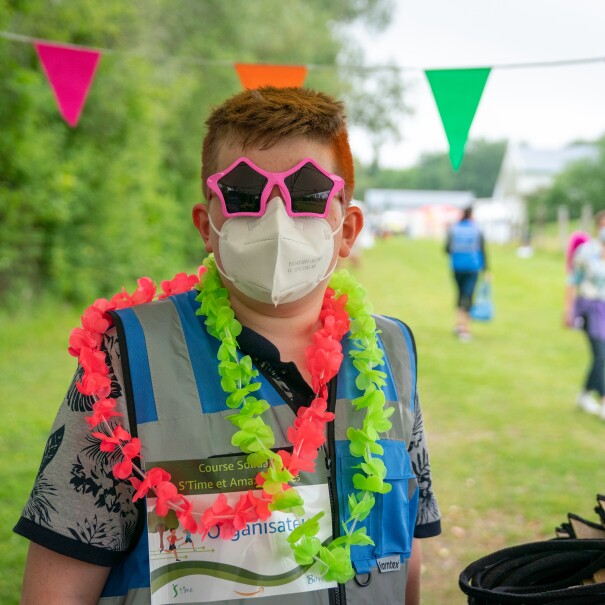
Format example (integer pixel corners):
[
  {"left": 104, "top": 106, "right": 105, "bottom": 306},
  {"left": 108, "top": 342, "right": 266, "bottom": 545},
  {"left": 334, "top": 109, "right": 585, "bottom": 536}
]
[{"left": 195, "top": 254, "right": 394, "bottom": 583}]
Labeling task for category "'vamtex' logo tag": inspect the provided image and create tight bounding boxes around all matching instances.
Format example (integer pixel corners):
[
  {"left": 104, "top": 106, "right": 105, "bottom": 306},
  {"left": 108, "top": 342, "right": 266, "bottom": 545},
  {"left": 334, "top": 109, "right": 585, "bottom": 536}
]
[{"left": 377, "top": 556, "right": 401, "bottom": 573}]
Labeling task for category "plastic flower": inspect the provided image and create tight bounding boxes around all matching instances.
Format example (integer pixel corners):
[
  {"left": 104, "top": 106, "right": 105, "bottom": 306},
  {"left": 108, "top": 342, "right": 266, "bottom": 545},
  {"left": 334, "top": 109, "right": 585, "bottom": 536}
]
[
  {"left": 81, "top": 306, "right": 112, "bottom": 335},
  {"left": 288, "top": 421, "right": 326, "bottom": 460},
  {"left": 113, "top": 457, "right": 134, "bottom": 480},
  {"left": 121, "top": 436, "right": 141, "bottom": 460},
  {"left": 85, "top": 397, "right": 122, "bottom": 427},
  {"left": 232, "top": 492, "right": 262, "bottom": 529},
  {"left": 109, "top": 288, "right": 134, "bottom": 310},
  {"left": 305, "top": 335, "right": 343, "bottom": 391},
  {"left": 155, "top": 480, "right": 181, "bottom": 516},
  {"left": 91, "top": 425, "right": 131, "bottom": 452},
  {"left": 294, "top": 397, "right": 334, "bottom": 428},
  {"left": 278, "top": 449, "right": 316, "bottom": 476},
  {"left": 78, "top": 347, "right": 109, "bottom": 376},
  {"left": 200, "top": 494, "right": 236, "bottom": 538},
  {"left": 90, "top": 297, "right": 114, "bottom": 315},
  {"left": 249, "top": 491, "right": 272, "bottom": 521},
  {"left": 159, "top": 272, "right": 200, "bottom": 299},
  {"left": 76, "top": 371, "right": 112, "bottom": 397},
  {"left": 111, "top": 433, "right": 141, "bottom": 479},
  {"left": 130, "top": 468, "right": 171, "bottom": 502},
  {"left": 176, "top": 498, "right": 198, "bottom": 533},
  {"left": 131, "top": 277, "right": 156, "bottom": 305},
  {"left": 68, "top": 327, "right": 103, "bottom": 357}
]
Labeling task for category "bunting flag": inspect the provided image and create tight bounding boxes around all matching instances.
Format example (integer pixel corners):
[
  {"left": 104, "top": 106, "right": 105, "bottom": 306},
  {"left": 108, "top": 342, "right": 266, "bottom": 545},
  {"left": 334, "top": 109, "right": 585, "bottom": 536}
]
[
  {"left": 34, "top": 41, "right": 101, "bottom": 127},
  {"left": 425, "top": 68, "right": 491, "bottom": 171},
  {"left": 234, "top": 63, "right": 307, "bottom": 89}
]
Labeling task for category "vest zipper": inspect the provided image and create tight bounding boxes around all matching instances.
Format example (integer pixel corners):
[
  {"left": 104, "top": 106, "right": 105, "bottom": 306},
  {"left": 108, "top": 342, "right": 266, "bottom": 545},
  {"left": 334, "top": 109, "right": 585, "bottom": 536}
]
[{"left": 326, "top": 377, "right": 346, "bottom": 605}]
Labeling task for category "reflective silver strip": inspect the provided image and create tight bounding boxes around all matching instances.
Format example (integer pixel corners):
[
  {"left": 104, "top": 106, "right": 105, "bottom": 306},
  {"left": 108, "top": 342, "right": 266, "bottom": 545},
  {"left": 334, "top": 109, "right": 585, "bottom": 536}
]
[
  {"left": 133, "top": 300, "right": 200, "bottom": 421},
  {"left": 99, "top": 587, "right": 150, "bottom": 604},
  {"left": 346, "top": 561, "right": 409, "bottom": 604},
  {"left": 374, "top": 315, "right": 413, "bottom": 412},
  {"left": 138, "top": 403, "right": 295, "bottom": 462}
]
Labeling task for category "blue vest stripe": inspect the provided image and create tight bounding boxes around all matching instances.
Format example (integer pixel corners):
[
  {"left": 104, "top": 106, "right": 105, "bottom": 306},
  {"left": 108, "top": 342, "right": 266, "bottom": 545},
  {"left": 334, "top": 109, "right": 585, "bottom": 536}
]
[
  {"left": 117, "top": 307, "right": 158, "bottom": 423},
  {"left": 170, "top": 291, "right": 287, "bottom": 413},
  {"left": 171, "top": 292, "right": 226, "bottom": 413}
]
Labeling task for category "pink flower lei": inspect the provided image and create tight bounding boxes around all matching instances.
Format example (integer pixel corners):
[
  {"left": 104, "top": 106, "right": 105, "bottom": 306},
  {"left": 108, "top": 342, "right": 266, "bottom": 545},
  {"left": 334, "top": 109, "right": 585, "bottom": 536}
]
[{"left": 69, "top": 256, "right": 390, "bottom": 582}]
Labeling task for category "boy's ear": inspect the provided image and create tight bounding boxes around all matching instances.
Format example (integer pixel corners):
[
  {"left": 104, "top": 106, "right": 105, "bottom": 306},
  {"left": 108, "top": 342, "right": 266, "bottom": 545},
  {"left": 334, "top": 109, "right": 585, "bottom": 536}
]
[
  {"left": 192, "top": 203, "right": 213, "bottom": 253},
  {"left": 338, "top": 204, "right": 364, "bottom": 258}
]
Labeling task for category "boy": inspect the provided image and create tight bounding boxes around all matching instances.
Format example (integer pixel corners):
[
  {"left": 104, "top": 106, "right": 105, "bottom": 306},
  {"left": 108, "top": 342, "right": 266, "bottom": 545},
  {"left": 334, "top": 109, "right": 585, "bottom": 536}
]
[{"left": 16, "top": 87, "right": 440, "bottom": 604}]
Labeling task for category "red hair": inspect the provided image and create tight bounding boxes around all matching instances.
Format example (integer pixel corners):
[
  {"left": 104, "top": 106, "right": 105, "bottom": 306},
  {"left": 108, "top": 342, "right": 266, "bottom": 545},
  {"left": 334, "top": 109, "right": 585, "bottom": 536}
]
[{"left": 202, "top": 87, "right": 354, "bottom": 203}]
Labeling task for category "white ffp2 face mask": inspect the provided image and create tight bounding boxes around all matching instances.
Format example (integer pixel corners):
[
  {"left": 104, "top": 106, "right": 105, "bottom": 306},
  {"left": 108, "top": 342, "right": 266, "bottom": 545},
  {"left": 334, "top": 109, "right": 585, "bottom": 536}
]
[{"left": 209, "top": 197, "right": 344, "bottom": 306}]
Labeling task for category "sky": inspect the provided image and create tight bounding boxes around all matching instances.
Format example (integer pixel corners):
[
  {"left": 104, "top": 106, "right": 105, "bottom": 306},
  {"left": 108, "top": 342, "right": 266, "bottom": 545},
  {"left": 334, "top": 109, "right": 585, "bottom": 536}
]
[{"left": 348, "top": 0, "right": 605, "bottom": 168}]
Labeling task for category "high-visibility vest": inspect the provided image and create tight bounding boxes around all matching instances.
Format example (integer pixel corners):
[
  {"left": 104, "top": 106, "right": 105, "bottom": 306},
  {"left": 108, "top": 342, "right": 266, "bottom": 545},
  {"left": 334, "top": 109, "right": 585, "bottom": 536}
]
[
  {"left": 99, "top": 290, "right": 419, "bottom": 605},
  {"left": 449, "top": 220, "right": 484, "bottom": 272}
]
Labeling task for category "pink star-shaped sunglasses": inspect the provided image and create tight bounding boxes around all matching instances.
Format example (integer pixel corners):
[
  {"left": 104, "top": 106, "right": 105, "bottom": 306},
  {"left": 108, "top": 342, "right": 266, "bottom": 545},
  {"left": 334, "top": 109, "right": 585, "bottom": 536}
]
[{"left": 206, "top": 157, "right": 345, "bottom": 218}]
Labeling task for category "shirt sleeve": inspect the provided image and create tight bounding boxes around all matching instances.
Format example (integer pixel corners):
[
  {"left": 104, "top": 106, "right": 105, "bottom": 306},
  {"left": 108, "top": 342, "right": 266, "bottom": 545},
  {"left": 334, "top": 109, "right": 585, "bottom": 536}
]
[
  {"left": 408, "top": 394, "right": 441, "bottom": 539},
  {"left": 13, "top": 328, "right": 140, "bottom": 566}
]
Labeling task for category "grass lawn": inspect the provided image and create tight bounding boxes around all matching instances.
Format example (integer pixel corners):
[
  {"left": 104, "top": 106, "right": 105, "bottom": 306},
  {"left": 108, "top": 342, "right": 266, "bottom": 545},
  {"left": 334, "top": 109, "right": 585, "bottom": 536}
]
[{"left": 2, "top": 236, "right": 604, "bottom": 604}]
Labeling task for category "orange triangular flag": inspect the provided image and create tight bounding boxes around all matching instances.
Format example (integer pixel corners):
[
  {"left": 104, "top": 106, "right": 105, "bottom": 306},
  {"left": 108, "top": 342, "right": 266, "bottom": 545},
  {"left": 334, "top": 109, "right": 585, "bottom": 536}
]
[
  {"left": 34, "top": 41, "right": 101, "bottom": 127},
  {"left": 234, "top": 63, "right": 307, "bottom": 89}
]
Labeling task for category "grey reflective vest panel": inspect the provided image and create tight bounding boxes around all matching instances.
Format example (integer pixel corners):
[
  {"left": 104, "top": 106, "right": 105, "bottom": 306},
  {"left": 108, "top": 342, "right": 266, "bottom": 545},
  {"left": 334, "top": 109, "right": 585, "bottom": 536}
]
[{"left": 101, "top": 292, "right": 418, "bottom": 605}]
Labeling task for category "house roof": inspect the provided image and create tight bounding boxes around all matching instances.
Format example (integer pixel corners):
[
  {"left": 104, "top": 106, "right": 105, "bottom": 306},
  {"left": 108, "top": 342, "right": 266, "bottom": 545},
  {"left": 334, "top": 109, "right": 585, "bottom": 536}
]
[
  {"left": 509, "top": 143, "right": 598, "bottom": 175},
  {"left": 365, "top": 189, "right": 475, "bottom": 211}
]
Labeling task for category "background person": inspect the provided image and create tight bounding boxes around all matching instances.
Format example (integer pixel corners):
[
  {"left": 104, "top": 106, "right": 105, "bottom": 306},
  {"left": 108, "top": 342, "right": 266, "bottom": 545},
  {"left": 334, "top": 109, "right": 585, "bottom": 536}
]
[
  {"left": 445, "top": 206, "right": 489, "bottom": 341},
  {"left": 15, "top": 87, "right": 440, "bottom": 605},
  {"left": 565, "top": 211, "right": 605, "bottom": 419}
]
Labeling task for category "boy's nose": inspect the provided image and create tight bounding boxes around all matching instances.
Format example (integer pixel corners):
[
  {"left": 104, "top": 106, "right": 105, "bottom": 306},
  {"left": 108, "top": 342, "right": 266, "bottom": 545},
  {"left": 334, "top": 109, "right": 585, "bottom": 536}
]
[{"left": 267, "top": 185, "right": 286, "bottom": 204}]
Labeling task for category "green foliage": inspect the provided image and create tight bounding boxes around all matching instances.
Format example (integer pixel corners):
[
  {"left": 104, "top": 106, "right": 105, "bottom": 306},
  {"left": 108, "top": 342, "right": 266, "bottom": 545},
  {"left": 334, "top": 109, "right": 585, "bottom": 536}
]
[
  {"left": 355, "top": 138, "right": 507, "bottom": 199},
  {"left": 526, "top": 138, "right": 605, "bottom": 223},
  {"left": 0, "top": 0, "right": 395, "bottom": 307}
]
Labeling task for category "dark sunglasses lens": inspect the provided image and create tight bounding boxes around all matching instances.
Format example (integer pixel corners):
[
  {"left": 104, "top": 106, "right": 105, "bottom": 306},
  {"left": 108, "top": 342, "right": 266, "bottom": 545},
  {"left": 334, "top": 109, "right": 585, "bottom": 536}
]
[
  {"left": 284, "top": 163, "right": 335, "bottom": 214},
  {"left": 218, "top": 162, "right": 267, "bottom": 214}
]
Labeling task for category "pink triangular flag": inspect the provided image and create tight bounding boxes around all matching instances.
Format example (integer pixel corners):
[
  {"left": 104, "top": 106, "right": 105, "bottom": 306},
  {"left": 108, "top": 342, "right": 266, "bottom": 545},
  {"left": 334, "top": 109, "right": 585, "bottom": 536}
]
[{"left": 34, "top": 42, "right": 101, "bottom": 127}]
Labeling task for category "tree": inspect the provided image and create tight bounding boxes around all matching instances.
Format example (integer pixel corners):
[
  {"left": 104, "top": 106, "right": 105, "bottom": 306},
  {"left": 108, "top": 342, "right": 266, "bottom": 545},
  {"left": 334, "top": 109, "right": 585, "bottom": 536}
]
[
  {"left": 354, "top": 138, "right": 507, "bottom": 199},
  {"left": 0, "top": 0, "right": 398, "bottom": 306}
]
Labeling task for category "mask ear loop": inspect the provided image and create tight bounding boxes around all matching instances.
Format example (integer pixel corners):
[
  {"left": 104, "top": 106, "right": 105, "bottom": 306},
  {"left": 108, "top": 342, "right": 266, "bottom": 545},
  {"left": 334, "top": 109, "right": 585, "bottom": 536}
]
[
  {"left": 314, "top": 202, "right": 347, "bottom": 287},
  {"left": 207, "top": 211, "right": 222, "bottom": 237}
]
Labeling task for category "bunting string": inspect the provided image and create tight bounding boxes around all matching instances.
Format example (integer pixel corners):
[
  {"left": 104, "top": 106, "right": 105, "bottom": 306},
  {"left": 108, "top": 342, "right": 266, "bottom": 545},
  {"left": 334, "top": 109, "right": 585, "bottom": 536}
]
[
  {"left": 3, "top": 30, "right": 605, "bottom": 72},
  {"left": 2, "top": 28, "right": 605, "bottom": 168}
]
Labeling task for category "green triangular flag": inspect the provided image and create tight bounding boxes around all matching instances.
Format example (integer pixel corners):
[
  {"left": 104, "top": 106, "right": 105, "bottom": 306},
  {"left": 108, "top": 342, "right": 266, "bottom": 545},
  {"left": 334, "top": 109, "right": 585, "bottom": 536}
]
[{"left": 425, "top": 67, "right": 491, "bottom": 171}]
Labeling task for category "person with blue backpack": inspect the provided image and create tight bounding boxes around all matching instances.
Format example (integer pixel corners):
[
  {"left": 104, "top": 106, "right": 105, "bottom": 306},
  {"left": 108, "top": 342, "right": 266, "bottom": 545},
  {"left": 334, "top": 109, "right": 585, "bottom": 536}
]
[{"left": 445, "top": 206, "right": 489, "bottom": 341}]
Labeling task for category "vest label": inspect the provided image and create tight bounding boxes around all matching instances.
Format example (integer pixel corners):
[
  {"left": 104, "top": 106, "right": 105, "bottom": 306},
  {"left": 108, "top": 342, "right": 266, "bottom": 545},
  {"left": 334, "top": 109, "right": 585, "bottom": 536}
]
[
  {"left": 377, "top": 555, "right": 401, "bottom": 573},
  {"left": 146, "top": 454, "right": 334, "bottom": 603}
]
